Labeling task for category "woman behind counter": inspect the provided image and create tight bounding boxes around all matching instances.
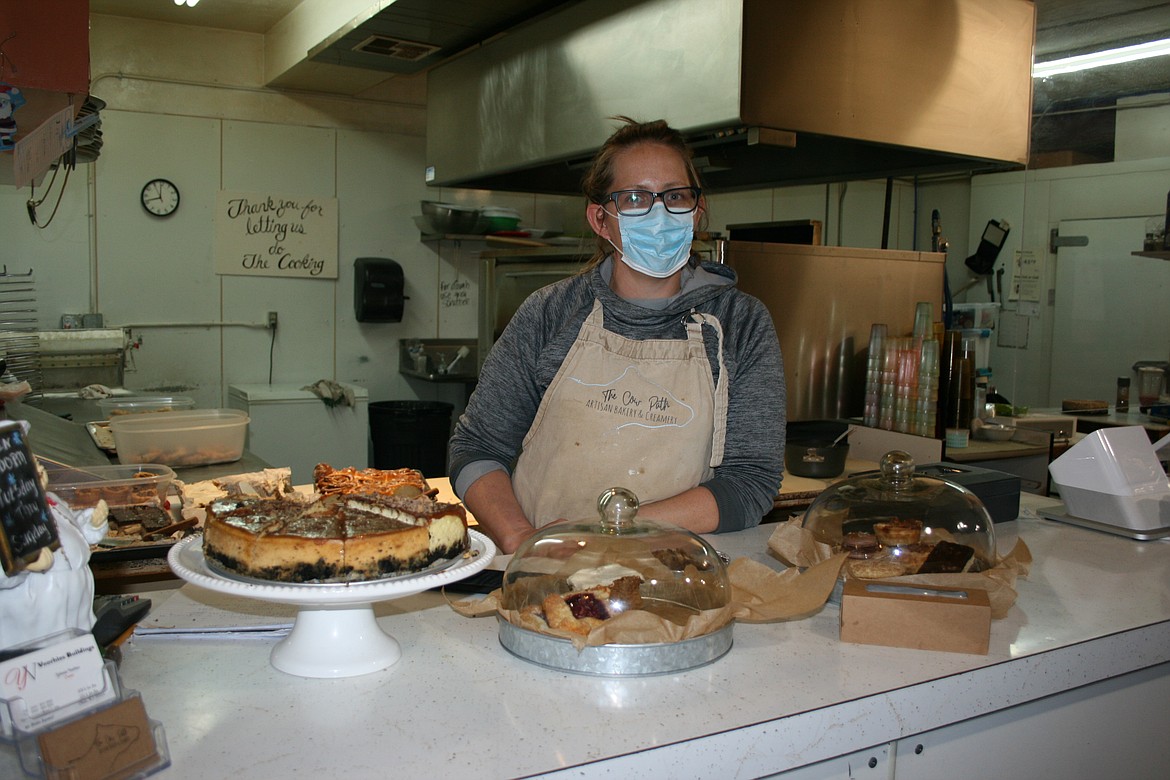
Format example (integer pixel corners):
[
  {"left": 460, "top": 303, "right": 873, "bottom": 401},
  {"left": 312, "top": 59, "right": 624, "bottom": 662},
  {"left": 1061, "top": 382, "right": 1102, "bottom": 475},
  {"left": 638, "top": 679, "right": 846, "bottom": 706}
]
[{"left": 449, "top": 117, "right": 785, "bottom": 553}]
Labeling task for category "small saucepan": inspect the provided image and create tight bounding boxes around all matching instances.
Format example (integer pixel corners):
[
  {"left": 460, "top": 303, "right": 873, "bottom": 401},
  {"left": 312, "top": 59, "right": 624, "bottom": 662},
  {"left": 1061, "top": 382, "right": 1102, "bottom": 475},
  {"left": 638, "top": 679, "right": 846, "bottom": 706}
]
[{"left": 785, "top": 421, "right": 851, "bottom": 479}]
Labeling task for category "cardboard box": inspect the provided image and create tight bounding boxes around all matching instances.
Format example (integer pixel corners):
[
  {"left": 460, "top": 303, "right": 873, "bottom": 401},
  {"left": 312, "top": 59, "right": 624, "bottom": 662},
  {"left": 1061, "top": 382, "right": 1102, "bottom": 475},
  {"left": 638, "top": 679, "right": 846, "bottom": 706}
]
[{"left": 840, "top": 579, "right": 991, "bottom": 655}]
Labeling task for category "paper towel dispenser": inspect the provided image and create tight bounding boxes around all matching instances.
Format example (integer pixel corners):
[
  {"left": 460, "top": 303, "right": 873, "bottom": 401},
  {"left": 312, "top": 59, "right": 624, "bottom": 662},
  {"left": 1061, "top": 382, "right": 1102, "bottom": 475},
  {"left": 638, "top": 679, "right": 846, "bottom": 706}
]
[{"left": 354, "top": 257, "right": 406, "bottom": 323}]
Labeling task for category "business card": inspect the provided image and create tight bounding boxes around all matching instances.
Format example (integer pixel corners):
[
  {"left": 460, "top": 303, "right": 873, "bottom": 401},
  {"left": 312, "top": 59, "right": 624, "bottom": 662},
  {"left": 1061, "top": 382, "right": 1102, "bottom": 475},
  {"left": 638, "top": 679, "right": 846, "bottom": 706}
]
[
  {"left": 0, "top": 634, "right": 116, "bottom": 736},
  {"left": 37, "top": 694, "right": 161, "bottom": 780}
]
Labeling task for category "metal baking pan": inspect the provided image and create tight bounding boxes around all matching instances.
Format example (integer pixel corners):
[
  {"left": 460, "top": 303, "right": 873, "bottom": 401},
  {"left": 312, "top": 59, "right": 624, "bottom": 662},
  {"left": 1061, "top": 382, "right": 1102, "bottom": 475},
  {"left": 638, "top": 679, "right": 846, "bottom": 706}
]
[{"left": 498, "top": 616, "right": 733, "bottom": 677}]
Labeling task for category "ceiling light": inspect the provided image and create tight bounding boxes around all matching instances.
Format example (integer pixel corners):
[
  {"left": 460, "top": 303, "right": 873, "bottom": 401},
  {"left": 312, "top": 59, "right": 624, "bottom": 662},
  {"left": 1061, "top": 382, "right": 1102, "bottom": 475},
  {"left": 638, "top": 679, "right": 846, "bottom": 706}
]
[
  {"left": 174, "top": 0, "right": 200, "bottom": 7},
  {"left": 1033, "top": 37, "right": 1170, "bottom": 78}
]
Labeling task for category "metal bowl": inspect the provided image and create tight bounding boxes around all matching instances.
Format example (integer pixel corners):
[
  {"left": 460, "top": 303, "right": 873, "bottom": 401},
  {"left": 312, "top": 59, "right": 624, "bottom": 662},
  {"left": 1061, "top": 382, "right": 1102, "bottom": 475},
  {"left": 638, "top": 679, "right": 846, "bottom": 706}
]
[
  {"left": 976, "top": 423, "right": 1015, "bottom": 441},
  {"left": 420, "top": 201, "right": 481, "bottom": 234}
]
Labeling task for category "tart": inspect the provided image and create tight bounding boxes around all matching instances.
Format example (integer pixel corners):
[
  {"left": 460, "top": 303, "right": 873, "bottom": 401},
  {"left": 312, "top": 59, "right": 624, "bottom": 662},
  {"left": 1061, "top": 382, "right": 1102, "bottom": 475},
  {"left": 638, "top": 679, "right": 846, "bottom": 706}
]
[
  {"left": 538, "top": 576, "right": 645, "bottom": 636},
  {"left": 873, "top": 518, "right": 923, "bottom": 547}
]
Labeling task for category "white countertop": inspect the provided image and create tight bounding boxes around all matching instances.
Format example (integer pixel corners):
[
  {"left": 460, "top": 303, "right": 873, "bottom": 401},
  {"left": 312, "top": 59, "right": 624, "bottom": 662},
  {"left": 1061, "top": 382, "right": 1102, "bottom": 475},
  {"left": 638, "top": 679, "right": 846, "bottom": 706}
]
[{"left": 8, "top": 494, "right": 1170, "bottom": 779}]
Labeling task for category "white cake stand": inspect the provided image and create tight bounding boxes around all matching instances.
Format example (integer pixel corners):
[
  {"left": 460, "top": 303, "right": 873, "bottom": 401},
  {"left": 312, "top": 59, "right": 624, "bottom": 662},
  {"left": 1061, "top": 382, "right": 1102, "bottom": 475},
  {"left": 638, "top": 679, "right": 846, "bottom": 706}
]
[{"left": 168, "top": 530, "right": 495, "bottom": 679}]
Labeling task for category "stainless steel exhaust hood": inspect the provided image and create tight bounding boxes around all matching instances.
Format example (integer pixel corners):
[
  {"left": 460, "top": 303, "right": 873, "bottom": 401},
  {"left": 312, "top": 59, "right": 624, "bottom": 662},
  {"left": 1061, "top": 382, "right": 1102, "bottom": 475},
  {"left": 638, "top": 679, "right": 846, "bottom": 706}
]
[{"left": 425, "top": 0, "right": 1036, "bottom": 195}]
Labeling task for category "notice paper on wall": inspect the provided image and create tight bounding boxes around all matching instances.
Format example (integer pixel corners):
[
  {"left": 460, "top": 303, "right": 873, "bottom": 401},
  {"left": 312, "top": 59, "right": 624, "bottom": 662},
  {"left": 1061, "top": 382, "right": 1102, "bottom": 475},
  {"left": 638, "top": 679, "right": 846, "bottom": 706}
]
[
  {"left": 214, "top": 190, "right": 339, "bottom": 279},
  {"left": 1009, "top": 249, "right": 1042, "bottom": 303}
]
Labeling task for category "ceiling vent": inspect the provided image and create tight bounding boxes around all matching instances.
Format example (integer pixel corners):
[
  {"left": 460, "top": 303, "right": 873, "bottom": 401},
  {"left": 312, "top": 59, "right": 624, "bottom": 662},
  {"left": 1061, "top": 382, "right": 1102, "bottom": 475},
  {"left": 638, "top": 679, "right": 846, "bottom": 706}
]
[{"left": 352, "top": 35, "right": 441, "bottom": 62}]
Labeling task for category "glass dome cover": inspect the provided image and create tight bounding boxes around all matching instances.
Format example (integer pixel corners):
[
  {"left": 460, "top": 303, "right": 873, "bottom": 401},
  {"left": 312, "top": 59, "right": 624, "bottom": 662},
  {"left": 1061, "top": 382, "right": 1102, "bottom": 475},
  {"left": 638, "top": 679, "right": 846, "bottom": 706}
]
[
  {"left": 802, "top": 450, "right": 996, "bottom": 576},
  {"left": 501, "top": 487, "right": 731, "bottom": 631}
]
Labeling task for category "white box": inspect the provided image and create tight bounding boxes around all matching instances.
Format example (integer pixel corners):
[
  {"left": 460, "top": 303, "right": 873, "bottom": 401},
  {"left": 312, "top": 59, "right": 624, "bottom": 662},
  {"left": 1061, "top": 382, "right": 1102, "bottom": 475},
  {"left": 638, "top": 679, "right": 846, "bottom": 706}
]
[{"left": 227, "top": 383, "right": 369, "bottom": 486}]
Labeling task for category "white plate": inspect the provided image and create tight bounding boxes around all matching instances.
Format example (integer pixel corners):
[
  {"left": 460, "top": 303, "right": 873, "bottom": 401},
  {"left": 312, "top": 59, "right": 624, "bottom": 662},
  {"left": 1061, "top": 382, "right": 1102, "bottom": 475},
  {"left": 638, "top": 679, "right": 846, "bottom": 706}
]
[
  {"left": 167, "top": 530, "right": 496, "bottom": 677},
  {"left": 168, "top": 531, "right": 495, "bottom": 607},
  {"left": 203, "top": 545, "right": 465, "bottom": 587}
]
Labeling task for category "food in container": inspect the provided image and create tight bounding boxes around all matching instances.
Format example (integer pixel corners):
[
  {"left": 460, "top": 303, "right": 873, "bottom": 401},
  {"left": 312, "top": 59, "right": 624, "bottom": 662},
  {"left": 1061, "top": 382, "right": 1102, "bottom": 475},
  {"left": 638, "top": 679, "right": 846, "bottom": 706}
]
[
  {"left": 109, "top": 409, "right": 249, "bottom": 467},
  {"left": 98, "top": 395, "right": 196, "bottom": 418},
  {"left": 498, "top": 486, "right": 733, "bottom": 675},
  {"left": 801, "top": 450, "right": 996, "bottom": 580},
  {"left": 44, "top": 463, "right": 176, "bottom": 509}
]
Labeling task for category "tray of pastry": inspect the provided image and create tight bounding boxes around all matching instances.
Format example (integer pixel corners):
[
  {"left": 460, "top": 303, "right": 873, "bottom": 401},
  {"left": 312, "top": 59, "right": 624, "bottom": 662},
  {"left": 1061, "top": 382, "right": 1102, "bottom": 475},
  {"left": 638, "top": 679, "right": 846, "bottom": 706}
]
[
  {"left": 86, "top": 420, "right": 117, "bottom": 453},
  {"left": 91, "top": 492, "right": 200, "bottom": 562}
]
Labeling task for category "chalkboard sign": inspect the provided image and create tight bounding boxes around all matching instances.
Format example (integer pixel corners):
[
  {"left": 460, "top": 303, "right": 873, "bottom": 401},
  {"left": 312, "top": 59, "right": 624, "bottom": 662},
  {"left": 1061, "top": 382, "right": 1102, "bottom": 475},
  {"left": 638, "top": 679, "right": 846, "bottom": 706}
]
[{"left": 0, "top": 421, "right": 58, "bottom": 575}]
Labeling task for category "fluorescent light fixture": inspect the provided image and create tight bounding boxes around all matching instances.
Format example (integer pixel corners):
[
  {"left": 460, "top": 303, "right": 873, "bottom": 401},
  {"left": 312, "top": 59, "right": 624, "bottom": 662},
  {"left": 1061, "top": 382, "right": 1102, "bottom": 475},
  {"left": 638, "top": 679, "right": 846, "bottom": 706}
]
[{"left": 1033, "top": 37, "right": 1170, "bottom": 78}]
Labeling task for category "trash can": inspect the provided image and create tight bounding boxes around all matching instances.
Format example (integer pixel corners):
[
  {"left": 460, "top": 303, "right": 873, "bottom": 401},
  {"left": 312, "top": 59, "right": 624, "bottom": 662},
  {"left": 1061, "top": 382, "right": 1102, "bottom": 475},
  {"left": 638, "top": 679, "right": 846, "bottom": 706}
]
[{"left": 369, "top": 400, "right": 454, "bottom": 478}]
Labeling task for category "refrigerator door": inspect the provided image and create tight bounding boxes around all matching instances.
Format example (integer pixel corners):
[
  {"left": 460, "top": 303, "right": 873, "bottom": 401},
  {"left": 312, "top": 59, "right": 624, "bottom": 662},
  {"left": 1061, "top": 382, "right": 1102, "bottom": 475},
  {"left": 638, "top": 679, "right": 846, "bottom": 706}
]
[{"left": 726, "top": 242, "right": 944, "bottom": 421}]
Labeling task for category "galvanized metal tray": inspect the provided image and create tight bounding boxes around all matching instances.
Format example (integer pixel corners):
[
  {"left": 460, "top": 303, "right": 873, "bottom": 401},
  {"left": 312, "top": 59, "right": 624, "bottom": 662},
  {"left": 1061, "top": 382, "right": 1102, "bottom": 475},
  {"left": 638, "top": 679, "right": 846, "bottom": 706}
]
[{"left": 497, "top": 616, "right": 733, "bottom": 677}]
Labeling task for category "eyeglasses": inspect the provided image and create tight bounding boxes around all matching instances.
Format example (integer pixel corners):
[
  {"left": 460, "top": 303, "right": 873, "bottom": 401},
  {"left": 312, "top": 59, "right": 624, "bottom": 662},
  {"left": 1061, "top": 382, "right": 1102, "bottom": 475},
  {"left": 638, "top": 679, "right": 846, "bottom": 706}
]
[{"left": 602, "top": 187, "right": 702, "bottom": 217}]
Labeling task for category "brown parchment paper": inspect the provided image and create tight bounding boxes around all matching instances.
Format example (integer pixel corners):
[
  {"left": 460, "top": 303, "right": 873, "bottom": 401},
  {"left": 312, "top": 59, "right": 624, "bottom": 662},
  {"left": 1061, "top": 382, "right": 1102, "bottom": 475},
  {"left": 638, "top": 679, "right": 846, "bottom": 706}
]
[
  {"left": 767, "top": 516, "right": 1033, "bottom": 619},
  {"left": 447, "top": 547, "right": 848, "bottom": 649}
]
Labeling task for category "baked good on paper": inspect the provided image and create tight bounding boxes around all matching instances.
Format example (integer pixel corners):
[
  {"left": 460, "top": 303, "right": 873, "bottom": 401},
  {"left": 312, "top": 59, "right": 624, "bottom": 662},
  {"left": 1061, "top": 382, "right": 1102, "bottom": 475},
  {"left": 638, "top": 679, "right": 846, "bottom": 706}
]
[
  {"left": 915, "top": 540, "right": 977, "bottom": 574},
  {"left": 872, "top": 518, "right": 923, "bottom": 547},
  {"left": 889, "top": 542, "right": 933, "bottom": 573},
  {"left": 847, "top": 559, "right": 906, "bottom": 579},
  {"left": 539, "top": 576, "right": 645, "bottom": 636},
  {"left": 313, "top": 463, "right": 431, "bottom": 498},
  {"left": 203, "top": 492, "right": 468, "bottom": 583},
  {"left": 540, "top": 577, "right": 650, "bottom": 636},
  {"left": 842, "top": 531, "right": 880, "bottom": 559}
]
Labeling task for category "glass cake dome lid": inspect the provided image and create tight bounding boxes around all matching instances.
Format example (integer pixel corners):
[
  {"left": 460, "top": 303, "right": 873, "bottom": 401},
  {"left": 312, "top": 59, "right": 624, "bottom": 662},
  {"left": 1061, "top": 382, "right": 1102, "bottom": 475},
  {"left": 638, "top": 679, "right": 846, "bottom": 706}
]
[
  {"left": 501, "top": 487, "right": 731, "bottom": 625},
  {"left": 802, "top": 450, "right": 996, "bottom": 576}
]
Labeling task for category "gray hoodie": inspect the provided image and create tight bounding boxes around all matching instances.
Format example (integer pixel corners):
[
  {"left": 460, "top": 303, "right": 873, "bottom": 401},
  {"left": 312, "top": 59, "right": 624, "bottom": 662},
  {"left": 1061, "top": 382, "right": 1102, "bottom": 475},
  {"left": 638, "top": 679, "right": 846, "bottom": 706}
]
[{"left": 448, "top": 257, "right": 786, "bottom": 532}]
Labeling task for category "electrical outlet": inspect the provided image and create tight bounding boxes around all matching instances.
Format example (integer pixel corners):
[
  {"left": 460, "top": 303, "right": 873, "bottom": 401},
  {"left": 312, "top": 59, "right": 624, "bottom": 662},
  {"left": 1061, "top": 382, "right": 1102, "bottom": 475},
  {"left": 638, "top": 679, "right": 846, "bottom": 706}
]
[{"left": 267, "top": 311, "right": 278, "bottom": 329}]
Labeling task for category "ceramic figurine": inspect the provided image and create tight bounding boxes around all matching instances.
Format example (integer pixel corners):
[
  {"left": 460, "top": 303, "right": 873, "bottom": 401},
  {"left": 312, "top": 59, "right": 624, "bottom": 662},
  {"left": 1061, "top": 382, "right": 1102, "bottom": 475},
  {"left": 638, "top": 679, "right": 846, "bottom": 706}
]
[
  {"left": 0, "top": 465, "right": 108, "bottom": 651},
  {"left": 0, "top": 83, "right": 26, "bottom": 150}
]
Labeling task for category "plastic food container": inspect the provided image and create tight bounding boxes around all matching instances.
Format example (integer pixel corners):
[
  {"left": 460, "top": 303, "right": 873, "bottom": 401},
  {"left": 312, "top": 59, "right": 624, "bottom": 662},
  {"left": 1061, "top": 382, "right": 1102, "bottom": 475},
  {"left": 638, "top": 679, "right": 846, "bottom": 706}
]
[
  {"left": 44, "top": 463, "right": 176, "bottom": 509},
  {"left": 109, "top": 409, "right": 249, "bottom": 467},
  {"left": 98, "top": 395, "right": 196, "bottom": 418}
]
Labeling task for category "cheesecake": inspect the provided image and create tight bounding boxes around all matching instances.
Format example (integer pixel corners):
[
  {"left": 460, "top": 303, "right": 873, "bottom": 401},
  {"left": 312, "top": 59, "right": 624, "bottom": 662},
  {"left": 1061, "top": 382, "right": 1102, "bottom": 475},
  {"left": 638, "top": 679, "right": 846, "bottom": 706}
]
[{"left": 203, "top": 493, "right": 468, "bottom": 583}]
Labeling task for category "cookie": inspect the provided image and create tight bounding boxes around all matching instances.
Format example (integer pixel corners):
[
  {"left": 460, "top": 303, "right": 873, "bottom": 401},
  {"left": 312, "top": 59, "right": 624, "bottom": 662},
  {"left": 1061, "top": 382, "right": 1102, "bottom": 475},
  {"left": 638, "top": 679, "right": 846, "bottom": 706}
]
[{"left": 848, "top": 559, "right": 905, "bottom": 579}]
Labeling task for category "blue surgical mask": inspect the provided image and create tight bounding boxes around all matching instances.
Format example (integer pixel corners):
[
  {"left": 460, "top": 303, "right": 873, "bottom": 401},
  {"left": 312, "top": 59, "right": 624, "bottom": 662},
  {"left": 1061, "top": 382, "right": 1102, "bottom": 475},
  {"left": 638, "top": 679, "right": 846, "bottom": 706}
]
[{"left": 608, "top": 203, "right": 694, "bottom": 278}]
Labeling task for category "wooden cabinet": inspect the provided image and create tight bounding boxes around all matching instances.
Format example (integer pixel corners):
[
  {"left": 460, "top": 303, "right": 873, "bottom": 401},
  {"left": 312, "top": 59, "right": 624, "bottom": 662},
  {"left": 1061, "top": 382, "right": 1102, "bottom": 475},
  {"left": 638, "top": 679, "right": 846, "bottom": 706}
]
[
  {"left": 0, "top": 0, "right": 90, "bottom": 93},
  {"left": 0, "top": 0, "right": 90, "bottom": 184}
]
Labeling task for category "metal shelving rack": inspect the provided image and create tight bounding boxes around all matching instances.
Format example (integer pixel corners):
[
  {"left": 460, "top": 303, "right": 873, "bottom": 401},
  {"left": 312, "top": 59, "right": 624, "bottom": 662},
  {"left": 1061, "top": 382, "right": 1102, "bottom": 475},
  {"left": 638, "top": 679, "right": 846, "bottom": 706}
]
[{"left": 0, "top": 267, "right": 43, "bottom": 403}]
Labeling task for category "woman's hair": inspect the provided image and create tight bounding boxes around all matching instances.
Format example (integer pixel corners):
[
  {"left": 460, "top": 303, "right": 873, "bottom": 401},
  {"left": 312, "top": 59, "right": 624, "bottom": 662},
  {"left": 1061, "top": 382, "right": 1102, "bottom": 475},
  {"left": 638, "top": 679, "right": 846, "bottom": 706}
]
[{"left": 580, "top": 116, "right": 706, "bottom": 269}]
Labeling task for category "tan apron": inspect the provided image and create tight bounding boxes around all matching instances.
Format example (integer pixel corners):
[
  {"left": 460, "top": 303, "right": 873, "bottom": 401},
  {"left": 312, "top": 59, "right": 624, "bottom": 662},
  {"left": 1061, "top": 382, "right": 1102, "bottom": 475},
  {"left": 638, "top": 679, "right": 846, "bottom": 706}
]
[{"left": 513, "top": 300, "right": 728, "bottom": 527}]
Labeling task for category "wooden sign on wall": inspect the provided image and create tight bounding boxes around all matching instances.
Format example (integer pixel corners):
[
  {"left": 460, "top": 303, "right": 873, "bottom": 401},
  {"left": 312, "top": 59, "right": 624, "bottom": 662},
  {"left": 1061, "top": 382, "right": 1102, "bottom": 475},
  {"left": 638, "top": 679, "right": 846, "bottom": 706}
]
[{"left": 214, "top": 190, "right": 339, "bottom": 279}]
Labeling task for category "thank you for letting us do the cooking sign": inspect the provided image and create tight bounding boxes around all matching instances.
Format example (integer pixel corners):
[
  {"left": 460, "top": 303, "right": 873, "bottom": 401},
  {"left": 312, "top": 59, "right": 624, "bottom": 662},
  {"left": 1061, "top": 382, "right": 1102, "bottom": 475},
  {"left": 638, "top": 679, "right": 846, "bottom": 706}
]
[
  {"left": 214, "top": 190, "right": 339, "bottom": 279},
  {"left": 0, "top": 421, "right": 58, "bottom": 576}
]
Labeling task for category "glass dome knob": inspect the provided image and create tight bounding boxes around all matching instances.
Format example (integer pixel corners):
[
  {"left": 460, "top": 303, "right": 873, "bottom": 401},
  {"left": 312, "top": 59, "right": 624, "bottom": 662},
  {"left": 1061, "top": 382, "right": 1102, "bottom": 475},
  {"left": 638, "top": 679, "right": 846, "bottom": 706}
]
[
  {"left": 880, "top": 450, "right": 916, "bottom": 488},
  {"left": 597, "top": 486, "right": 639, "bottom": 533}
]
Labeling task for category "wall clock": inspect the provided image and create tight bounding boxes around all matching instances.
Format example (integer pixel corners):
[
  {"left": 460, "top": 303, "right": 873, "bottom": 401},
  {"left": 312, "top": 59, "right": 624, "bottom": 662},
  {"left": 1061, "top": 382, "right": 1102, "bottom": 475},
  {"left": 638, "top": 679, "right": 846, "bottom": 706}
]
[{"left": 141, "top": 178, "right": 180, "bottom": 217}]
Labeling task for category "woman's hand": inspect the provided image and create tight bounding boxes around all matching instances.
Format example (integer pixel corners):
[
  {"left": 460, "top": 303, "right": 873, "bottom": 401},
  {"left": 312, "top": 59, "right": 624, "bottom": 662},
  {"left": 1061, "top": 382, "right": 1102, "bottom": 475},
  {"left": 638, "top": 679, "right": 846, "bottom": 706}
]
[{"left": 464, "top": 470, "right": 537, "bottom": 554}]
